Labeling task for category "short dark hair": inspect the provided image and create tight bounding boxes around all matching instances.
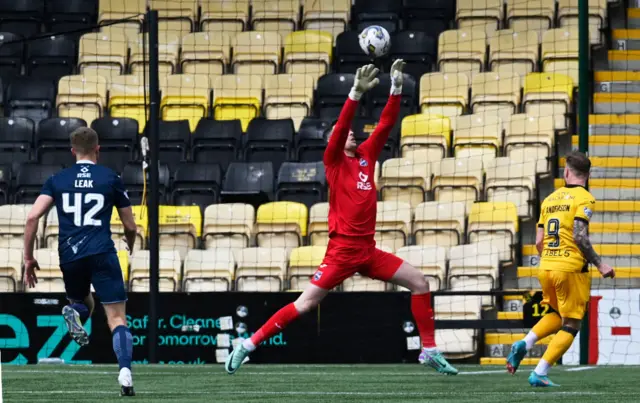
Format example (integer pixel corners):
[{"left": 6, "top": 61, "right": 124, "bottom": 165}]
[
  {"left": 565, "top": 151, "right": 591, "bottom": 178},
  {"left": 70, "top": 127, "right": 99, "bottom": 155}
]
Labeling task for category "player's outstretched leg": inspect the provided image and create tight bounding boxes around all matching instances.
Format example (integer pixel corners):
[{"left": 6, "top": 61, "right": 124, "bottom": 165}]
[
  {"left": 62, "top": 301, "right": 91, "bottom": 346},
  {"left": 104, "top": 302, "right": 135, "bottom": 396},
  {"left": 507, "top": 311, "right": 561, "bottom": 375}
]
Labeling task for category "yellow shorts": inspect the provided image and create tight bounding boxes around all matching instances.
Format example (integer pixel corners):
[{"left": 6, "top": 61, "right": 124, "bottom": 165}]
[{"left": 538, "top": 269, "right": 591, "bottom": 320}]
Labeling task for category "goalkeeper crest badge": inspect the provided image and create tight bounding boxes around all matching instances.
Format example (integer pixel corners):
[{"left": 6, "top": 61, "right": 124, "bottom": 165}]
[
  {"left": 584, "top": 207, "right": 593, "bottom": 219},
  {"left": 359, "top": 158, "right": 368, "bottom": 167},
  {"left": 314, "top": 270, "right": 323, "bottom": 281}
]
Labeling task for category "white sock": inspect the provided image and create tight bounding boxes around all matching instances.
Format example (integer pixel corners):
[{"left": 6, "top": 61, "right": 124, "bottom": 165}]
[
  {"left": 534, "top": 358, "right": 551, "bottom": 376},
  {"left": 423, "top": 347, "right": 440, "bottom": 354},
  {"left": 118, "top": 367, "right": 133, "bottom": 386},
  {"left": 523, "top": 331, "right": 539, "bottom": 351},
  {"left": 242, "top": 338, "right": 256, "bottom": 352}
]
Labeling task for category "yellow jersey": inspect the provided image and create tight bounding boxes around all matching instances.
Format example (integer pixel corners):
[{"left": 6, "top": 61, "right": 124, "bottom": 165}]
[{"left": 537, "top": 185, "right": 596, "bottom": 273}]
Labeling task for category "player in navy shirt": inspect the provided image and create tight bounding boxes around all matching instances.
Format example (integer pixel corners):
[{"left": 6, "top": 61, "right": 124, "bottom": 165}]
[{"left": 23, "top": 127, "right": 138, "bottom": 397}]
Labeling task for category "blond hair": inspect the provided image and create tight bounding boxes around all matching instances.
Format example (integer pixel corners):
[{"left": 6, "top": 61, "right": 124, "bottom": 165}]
[{"left": 70, "top": 127, "right": 99, "bottom": 155}]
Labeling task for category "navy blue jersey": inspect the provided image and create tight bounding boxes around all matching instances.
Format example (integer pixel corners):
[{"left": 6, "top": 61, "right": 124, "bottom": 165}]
[{"left": 40, "top": 161, "right": 131, "bottom": 264}]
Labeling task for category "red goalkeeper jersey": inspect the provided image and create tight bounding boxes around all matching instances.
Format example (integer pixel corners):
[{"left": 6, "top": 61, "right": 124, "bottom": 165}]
[{"left": 323, "top": 94, "right": 401, "bottom": 239}]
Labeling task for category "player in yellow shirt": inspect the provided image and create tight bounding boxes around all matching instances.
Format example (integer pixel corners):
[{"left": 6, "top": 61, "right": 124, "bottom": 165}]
[{"left": 506, "top": 151, "right": 615, "bottom": 387}]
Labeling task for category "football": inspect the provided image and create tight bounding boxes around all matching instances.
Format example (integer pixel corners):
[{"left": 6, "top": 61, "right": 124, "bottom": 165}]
[{"left": 358, "top": 25, "right": 391, "bottom": 58}]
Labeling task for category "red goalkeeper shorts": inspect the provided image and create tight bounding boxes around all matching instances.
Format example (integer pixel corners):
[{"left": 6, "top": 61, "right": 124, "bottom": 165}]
[{"left": 310, "top": 235, "right": 404, "bottom": 290}]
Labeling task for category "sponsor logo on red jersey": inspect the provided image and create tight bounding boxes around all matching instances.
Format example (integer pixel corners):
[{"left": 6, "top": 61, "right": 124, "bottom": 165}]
[{"left": 357, "top": 171, "right": 372, "bottom": 190}]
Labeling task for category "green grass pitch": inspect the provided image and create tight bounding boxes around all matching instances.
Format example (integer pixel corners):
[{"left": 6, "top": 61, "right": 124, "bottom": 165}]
[{"left": 3, "top": 364, "right": 640, "bottom": 402}]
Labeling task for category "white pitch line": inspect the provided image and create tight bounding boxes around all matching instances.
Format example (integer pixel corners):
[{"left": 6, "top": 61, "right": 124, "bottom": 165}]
[{"left": 565, "top": 367, "right": 597, "bottom": 372}]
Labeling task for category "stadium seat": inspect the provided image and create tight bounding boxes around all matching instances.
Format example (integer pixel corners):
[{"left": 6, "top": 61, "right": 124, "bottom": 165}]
[
  {"left": 191, "top": 119, "right": 241, "bottom": 172},
  {"left": 367, "top": 73, "right": 417, "bottom": 120},
  {"left": 203, "top": 203, "right": 254, "bottom": 249},
  {"left": 452, "top": 114, "right": 501, "bottom": 159},
  {"left": 212, "top": 74, "right": 262, "bottom": 131},
  {"left": 27, "top": 249, "right": 65, "bottom": 293},
  {"left": 150, "top": 0, "right": 197, "bottom": 37},
  {"left": 36, "top": 117, "right": 87, "bottom": 167},
  {"left": 379, "top": 158, "right": 430, "bottom": 208},
  {"left": 301, "top": 0, "right": 351, "bottom": 41},
  {"left": 419, "top": 72, "right": 469, "bottom": 117},
  {"left": 108, "top": 74, "right": 149, "bottom": 133},
  {"left": 231, "top": 31, "right": 282, "bottom": 76},
  {"left": 276, "top": 161, "right": 326, "bottom": 209},
  {"left": 158, "top": 205, "right": 202, "bottom": 260},
  {"left": 221, "top": 162, "right": 274, "bottom": 207},
  {"left": 400, "top": 114, "right": 451, "bottom": 160},
  {"left": 15, "top": 163, "right": 61, "bottom": 203},
  {"left": 251, "top": 0, "right": 299, "bottom": 34},
  {"left": 180, "top": 32, "right": 230, "bottom": 76},
  {"left": 264, "top": 74, "right": 314, "bottom": 130},
  {"left": 541, "top": 28, "right": 580, "bottom": 85},
  {"left": 0, "top": 117, "right": 34, "bottom": 173},
  {"left": 396, "top": 245, "right": 447, "bottom": 291},
  {"left": 130, "top": 250, "right": 182, "bottom": 292},
  {"left": 43, "top": 206, "right": 59, "bottom": 247},
  {"left": 522, "top": 73, "right": 573, "bottom": 131},
  {"left": 170, "top": 163, "right": 222, "bottom": 212},
  {"left": 129, "top": 32, "right": 180, "bottom": 76},
  {"left": 438, "top": 29, "right": 487, "bottom": 77},
  {"left": 0, "top": 0, "right": 43, "bottom": 38},
  {"left": 244, "top": 118, "right": 295, "bottom": 174},
  {"left": 354, "top": 0, "right": 402, "bottom": 34},
  {"left": 26, "top": 34, "right": 76, "bottom": 81},
  {"left": 122, "top": 162, "right": 171, "bottom": 204},
  {"left": 448, "top": 244, "right": 500, "bottom": 304},
  {"left": 375, "top": 201, "right": 411, "bottom": 252},
  {"left": 0, "top": 247, "right": 22, "bottom": 292},
  {"left": 456, "top": 0, "right": 502, "bottom": 35},
  {"left": 0, "top": 204, "right": 33, "bottom": 249},
  {"left": 402, "top": 0, "right": 452, "bottom": 33},
  {"left": 0, "top": 165, "right": 10, "bottom": 204},
  {"left": 255, "top": 201, "right": 307, "bottom": 248},
  {"left": 283, "top": 31, "right": 333, "bottom": 78},
  {"left": 504, "top": 114, "right": 556, "bottom": 168},
  {"left": 414, "top": 201, "right": 466, "bottom": 247},
  {"left": 235, "top": 247, "right": 288, "bottom": 291},
  {"left": 56, "top": 75, "right": 107, "bottom": 125},
  {"left": 6, "top": 77, "right": 55, "bottom": 125},
  {"left": 296, "top": 117, "right": 331, "bottom": 162},
  {"left": 335, "top": 31, "right": 373, "bottom": 74},
  {"left": 431, "top": 157, "right": 484, "bottom": 206},
  {"left": 288, "top": 245, "right": 326, "bottom": 291},
  {"left": 467, "top": 202, "right": 519, "bottom": 263},
  {"left": 434, "top": 295, "right": 482, "bottom": 355},
  {"left": 389, "top": 31, "right": 437, "bottom": 81},
  {"left": 183, "top": 248, "right": 235, "bottom": 292},
  {"left": 485, "top": 158, "right": 539, "bottom": 218},
  {"left": 160, "top": 74, "right": 209, "bottom": 131},
  {"left": 557, "top": 0, "right": 606, "bottom": 45},
  {"left": 489, "top": 30, "right": 539, "bottom": 77},
  {"left": 200, "top": 0, "right": 249, "bottom": 33},
  {"left": 0, "top": 32, "right": 24, "bottom": 81},
  {"left": 505, "top": 0, "right": 555, "bottom": 38},
  {"left": 45, "top": 0, "right": 98, "bottom": 33},
  {"left": 98, "top": 0, "right": 145, "bottom": 35},
  {"left": 470, "top": 72, "right": 521, "bottom": 120},
  {"left": 314, "top": 73, "right": 358, "bottom": 119},
  {"left": 111, "top": 205, "right": 148, "bottom": 252},
  {"left": 308, "top": 202, "right": 329, "bottom": 246},
  {"left": 78, "top": 32, "right": 128, "bottom": 77},
  {"left": 90, "top": 117, "right": 138, "bottom": 173}
]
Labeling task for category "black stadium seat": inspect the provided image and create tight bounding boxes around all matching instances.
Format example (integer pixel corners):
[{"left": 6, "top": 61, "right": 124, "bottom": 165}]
[
  {"left": 402, "top": 0, "right": 455, "bottom": 28},
  {"left": 45, "top": 0, "right": 98, "bottom": 33},
  {"left": 244, "top": 118, "right": 294, "bottom": 174},
  {"left": 0, "top": 32, "right": 24, "bottom": 82},
  {"left": 122, "top": 162, "right": 170, "bottom": 204},
  {"left": 0, "top": 164, "right": 11, "bottom": 204},
  {"left": 14, "top": 162, "right": 61, "bottom": 203},
  {"left": 6, "top": 77, "right": 55, "bottom": 125},
  {"left": 170, "top": 162, "right": 222, "bottom": 212},
  {"left": 366, "top": 73, "right": 417, "bottom": 120},
  {"left": 26, "top": 34, "right": 77, "bottom": 79},
  {"left": 276, "top": 161, "right": 326, "bottom": 208},
  {"left": 0, "top": 0, "right": 44, "bottom": 38},
  {"left": 335, "top": 31, "right": 374, "bottom": 74},
  {"left": 354, "top": 0, "right": 402, "bottom": 34},
  {"left": 91, "top": 117, "right": 138, "bottom": 173},
  {"left": 388, "top": 31, "right": 437, "bottom": 81},
  {"left": 314, "top": 73, "right": 360, "bottom": 120},
  {"left": 0, "top": 117, "right": 34, "bottom": 173},
  {"left": 221, "top": 162, "right": 274, "bottom": 208},
  {"left": 155, "top": 120, "right": 190, "bottom": 174},
  {"left": 192, "top": 119, "right": 242, "bottom": 172},
  {"left": 296, "top": 117, "right": 331, "bottom": 162},
  {"left": 36, "top": 117, "right": 86, "bottom": 167}
]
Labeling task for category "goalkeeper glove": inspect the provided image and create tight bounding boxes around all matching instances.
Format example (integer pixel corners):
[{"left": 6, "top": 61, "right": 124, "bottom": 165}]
[
  {"left": 349, "top": 64, "right": 380, "bottom": 101},
  {"left": 390, "top": 59, "right": 406, "bottom": 96}
]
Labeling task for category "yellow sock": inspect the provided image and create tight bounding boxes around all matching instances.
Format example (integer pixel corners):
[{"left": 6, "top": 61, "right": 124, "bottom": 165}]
[
  {"left": 541, "top": 327, "right": 577, "bottom": 365},
  {"left": 530, "top": 312, "right": 562, "bottom": 340}
]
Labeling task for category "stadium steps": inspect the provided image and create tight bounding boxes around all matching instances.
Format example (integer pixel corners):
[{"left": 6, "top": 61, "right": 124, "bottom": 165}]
[
  {"left": 559, "top": 156, "right": 640, "bottom": 178},
  {"left": 589, "top": 114, "right": 640, "bottom": 136},
  {"left": 479, "top": 357, "right": 540, "bottom": 366},
  {"left": 497, "top": 311, "right": 523, "bottom": 320},
  {"left": 594, "top": 71, "right": 640, "bottom": 93},
  {"left": 626, "top": 9, "right": 640, "bottom": 29},
  {"left": 571, "top": 134, "right": 640, "bottom": 157}
]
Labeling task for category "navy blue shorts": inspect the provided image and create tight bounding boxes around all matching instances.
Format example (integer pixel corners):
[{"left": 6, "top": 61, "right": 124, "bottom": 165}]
[{"left": 60, "top": 252, "right": 127, "bottom": 304}]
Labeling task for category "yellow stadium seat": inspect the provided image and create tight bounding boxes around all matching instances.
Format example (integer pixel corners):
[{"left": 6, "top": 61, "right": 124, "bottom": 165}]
[
  {"left": 251, "top": 0, "right": 299, "bottom": 34},
  {"left": 541, "top": 28, "right": 580, "bottom": 85},
  {"left": 0, "top": 204, "right": 34, "bottom": 249},
  {"left": 419, "top": 72, "right": 469, "bottom": 117},
  {"left": 150, "top": 0, "right": 198, "bottom": 37},
  {"left": 26, "top": 249, "right": 65, "bottom": 293},
  {"left": 78, "top": 32, "right": 128, "bottom": 77},
  {"left": 111, "top": 205, "right": 148, "bottom": 251},
  {"left": 375, "top": 201, "right": 412, "bottom": 252},
  {"left": 431, "top": 157, "right": 484, "bottom": 206},
  {"left": 448, "top": 243, "right": 500, "bottom": 304},
  {"left": 308, "top": 202, "right": 329, "bottom": 246},
  {"left": 288, "top": 245, "right": 326, "bottom": 291},
  {"left": 232, "top": 31, "right": 282, "bottom": 76},
  {"left": 130, "top": 250, "right": 182, "bottom": 292},
  {"left": 557, "top": 0, "right": 607, "bottom": 44},
  {"left": 264, "top": 74, "right": 314, "bottom": 130},
  {"left": 255, "top": 201, "right": 307, "bottom": 248},
  {"left": 0, "top": 248, "right": 22, "bottom": 292},
  {"left": 99, "top": 24, "right": 140, "bottom": 43},
  {"left": 117, "top": 250, "right": 130, "bottom": 282},
  {"left": 456, "top": 0, "right": 502, "bottom": 35},
  {"left": 396, "top": 245, "right": 448, "bottom": 291},
  {"left": 109, "top": 75, "right": 149, "bottom": 133},
  {"left": 452, "top": 114, "right": 502, "bottom": 159},
  {"left": 183, "top": 248, "right": 235, "bottom": 292},
  {"left": 200, "top": 0, "right": 249, "bottom": 33},
  {"left": 471, "top": 72, "right": 521, "bottom": 120},
  {"left": 98, "top": 0, "right": 146, "bottom": 33},
  {"left": 489, "top": 30, "right": 539, "bottom": 77},
  {"left": 523, "top": 72, "right": 574, "bottom": 131},
  {"left": 235, "top": 247, "right": 288, "bottom": 291},
  {"left": 158, "top": 205, "right": 202, "bottom": 260},
  {"left": 203, "top": 203, "right": 254, "bottom": 249},
  {"left": 414, "top": 201, "right": 466, "bottom": 248},
  {"left": 302, "top": 0, "right": 351, "bottom": 42},
  {"left": 56, "top": 75, "right": 107, "bottom": 125},
  {"left": 468, "top": 202, "right": 518, "bottom": 262},
  {"left": 283, "top": 30, "right": 333, "bottom": 78},
  {"left": 129, "top": 32, "right": 181, "bottom": 76},
  {"left": 400, "top": 114, "right": 451, "bottom": 159},
  {"left": 504, "top": 114, "right": 556, "bottom": 167},
  {"left": 180, "top": 32, "right": 231, "bottom": 76},
  {"left": 161, "top": 74, "right": 210, "bottom": 131},
  {"left": 212, "top": 74, "right": 263, "bottom": 131},
  {"left": 505, "top": 0, "right": 555, "bottom": 38},
  {"left": 438, "top": 29, "right": 487, "bottom": 77},
  {"left": 485, "top": 158, "right": 539, "bottom": 218},
  {"left": 379, "top": 158, "right": 431, "bottom": 208}
]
